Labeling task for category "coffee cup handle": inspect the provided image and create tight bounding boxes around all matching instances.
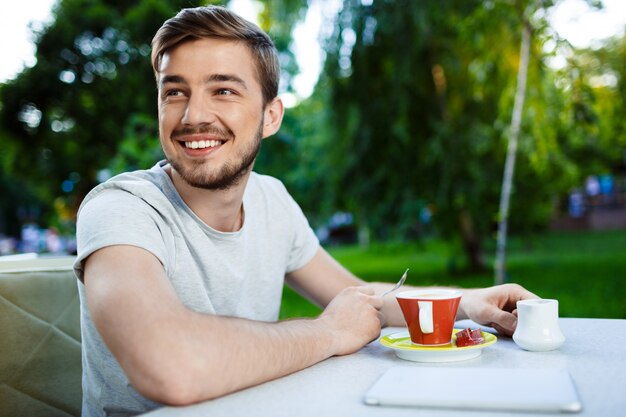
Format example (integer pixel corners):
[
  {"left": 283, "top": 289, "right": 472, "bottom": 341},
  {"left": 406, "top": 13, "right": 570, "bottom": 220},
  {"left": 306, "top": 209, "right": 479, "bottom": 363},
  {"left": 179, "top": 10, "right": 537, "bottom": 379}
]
[{"left": 418, "top": 301, "right": 434, "bottom": 334}]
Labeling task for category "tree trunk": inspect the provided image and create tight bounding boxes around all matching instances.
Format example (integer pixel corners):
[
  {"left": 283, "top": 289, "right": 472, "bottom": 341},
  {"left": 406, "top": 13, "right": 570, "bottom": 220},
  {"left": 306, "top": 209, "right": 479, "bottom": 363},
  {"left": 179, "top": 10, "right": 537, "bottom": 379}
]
[
  {"left": 357, "top": 208, "right": 370, "bottom": 247},
  {"left": 358, "top": 224, "right": 370, "bottom": 247},
  {"left": 459, "top": 209, "right": 485, "bottom": 271},
  {"left": 495, "top": 20, "right": 532, "bottom": 285}
]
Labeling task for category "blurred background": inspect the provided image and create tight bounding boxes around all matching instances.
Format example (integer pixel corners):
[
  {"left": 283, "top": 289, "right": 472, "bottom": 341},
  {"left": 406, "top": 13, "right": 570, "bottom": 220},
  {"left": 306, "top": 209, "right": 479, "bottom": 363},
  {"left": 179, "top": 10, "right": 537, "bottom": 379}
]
[{"left": 0, "top": 0, "right": 624, "bottom": 318}]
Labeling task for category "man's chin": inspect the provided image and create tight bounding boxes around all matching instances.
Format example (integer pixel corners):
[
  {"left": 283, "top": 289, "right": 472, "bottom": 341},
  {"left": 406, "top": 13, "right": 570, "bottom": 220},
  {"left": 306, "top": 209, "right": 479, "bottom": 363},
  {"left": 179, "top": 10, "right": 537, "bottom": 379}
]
[{"left": 175, "top": 166, "right": 250, "bottom": 191}]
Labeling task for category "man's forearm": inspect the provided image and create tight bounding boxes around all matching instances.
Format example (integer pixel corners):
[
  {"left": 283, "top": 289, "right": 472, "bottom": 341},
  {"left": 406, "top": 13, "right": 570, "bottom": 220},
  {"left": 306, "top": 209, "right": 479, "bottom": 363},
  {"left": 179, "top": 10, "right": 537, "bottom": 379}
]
[{"left": 127, "top": 311, "right": 336, "bottom": 405}]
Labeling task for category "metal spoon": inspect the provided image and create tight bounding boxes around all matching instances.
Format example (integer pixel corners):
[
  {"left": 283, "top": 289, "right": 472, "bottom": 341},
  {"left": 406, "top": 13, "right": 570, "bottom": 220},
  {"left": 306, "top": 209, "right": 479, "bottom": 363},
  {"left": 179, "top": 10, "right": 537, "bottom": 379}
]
[{"left": 381, "top": 268, "right": 409, "bottom": 297}]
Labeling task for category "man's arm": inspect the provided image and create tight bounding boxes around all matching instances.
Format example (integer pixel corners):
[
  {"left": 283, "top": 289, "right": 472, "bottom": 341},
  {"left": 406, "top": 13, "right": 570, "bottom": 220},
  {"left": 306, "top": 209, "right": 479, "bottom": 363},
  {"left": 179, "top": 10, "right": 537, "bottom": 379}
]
[
  {"left": 84, "top": 245, "right": 382, "bottom": 405},
  {"left": 286, "top": 247, "right": 538, "bottom": 335},
  {"left": 285, "top": 248, "right": 404, "bottom": 326}
]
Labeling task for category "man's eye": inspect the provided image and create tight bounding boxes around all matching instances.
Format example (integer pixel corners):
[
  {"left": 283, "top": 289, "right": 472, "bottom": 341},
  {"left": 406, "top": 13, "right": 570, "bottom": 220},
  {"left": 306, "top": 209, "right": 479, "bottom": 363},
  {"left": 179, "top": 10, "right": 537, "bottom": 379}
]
[
  {"left": 165, "top": 89, "right": 184, "bottom": 97},
  {"left": 217, "top": 89, "right": 234, "bottom": 96}
]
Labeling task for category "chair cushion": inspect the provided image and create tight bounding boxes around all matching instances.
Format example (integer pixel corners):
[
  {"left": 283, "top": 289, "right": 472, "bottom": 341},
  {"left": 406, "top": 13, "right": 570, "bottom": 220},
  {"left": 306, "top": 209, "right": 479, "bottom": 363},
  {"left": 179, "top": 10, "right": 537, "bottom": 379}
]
[{"left": 0, "top": 258, "right": 81, "bottom": 416}]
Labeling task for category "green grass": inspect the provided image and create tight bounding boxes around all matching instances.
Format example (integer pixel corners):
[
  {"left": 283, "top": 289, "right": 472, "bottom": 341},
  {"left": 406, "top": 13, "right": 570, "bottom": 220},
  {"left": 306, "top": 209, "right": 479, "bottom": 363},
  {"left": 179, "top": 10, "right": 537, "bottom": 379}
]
[{"left": 279, "top": 230, "right": 626, "bottom": 319}]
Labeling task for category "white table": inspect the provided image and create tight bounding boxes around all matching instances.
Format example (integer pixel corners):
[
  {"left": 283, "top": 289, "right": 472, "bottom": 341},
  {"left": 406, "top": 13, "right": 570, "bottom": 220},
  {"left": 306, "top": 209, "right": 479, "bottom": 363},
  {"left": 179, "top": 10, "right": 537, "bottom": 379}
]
[{"left": 144, "top": 318, "right": 626, "bottom": 416}]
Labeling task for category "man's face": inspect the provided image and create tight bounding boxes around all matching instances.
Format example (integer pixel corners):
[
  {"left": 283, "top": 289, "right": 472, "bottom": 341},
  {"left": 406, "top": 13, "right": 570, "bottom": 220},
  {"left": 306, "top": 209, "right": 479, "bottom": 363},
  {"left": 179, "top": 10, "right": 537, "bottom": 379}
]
[{"left": 157, "top": 38, "right": 268, "bottom": 190}]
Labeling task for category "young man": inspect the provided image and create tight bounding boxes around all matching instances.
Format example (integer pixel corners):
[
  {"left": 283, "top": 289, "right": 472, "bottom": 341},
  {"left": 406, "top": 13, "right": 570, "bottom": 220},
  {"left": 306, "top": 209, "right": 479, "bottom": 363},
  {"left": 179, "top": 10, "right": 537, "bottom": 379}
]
[{"left": 74, "top": 5, "right": 536, "bottom": 416}]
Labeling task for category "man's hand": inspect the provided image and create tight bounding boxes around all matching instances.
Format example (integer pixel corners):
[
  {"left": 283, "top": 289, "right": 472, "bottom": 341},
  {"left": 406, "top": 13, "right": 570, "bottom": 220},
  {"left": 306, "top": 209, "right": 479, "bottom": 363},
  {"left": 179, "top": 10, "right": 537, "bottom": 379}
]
[
  {"left": 319, "top": 286, "right": 383, "bottom": 356},
  {"left": 458, "top": 284, "right": 539, "bottom": 336}
]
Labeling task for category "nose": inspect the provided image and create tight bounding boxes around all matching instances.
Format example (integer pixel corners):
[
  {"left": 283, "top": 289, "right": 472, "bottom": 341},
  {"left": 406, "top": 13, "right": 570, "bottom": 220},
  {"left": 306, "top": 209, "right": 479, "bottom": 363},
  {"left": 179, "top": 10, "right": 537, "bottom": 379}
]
[{"left": 181, "top": 92, "right": 217, "bottom": 126}]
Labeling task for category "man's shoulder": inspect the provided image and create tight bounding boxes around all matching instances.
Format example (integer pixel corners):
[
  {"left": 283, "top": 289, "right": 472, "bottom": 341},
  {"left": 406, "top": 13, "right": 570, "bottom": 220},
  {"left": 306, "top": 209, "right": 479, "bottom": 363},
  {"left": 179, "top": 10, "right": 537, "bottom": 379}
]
[
  {"left": 247, "top": 172, "right": 294, "bottom": 203},
  {"left": 249, "top": 171, "right": 285, "bottom": 188},
  {"left": 79, "top": 163, "right": 170, "bottom": 215},
  {"left": 248, "top": 172, "right": 290, "bottom": 194}
]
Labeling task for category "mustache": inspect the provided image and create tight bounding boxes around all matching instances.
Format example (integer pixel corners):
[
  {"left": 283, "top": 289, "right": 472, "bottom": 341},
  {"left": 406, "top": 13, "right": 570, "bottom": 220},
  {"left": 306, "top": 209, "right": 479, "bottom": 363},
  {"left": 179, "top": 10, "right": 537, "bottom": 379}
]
[{"left": 171, "top": 124, "right": 234, "bottom": 140}]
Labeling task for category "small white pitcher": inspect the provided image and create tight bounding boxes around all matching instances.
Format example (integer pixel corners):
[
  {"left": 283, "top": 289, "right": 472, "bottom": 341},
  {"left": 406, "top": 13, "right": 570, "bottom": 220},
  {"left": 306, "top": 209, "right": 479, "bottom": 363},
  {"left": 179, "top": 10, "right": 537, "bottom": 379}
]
[{"left": 513, "top": 299, "right": 565, "bottom": 352}]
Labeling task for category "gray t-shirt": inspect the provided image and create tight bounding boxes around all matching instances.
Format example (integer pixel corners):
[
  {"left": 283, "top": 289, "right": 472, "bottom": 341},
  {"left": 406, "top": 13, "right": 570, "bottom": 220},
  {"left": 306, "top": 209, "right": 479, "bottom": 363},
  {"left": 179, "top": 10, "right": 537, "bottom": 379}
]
[{"left": 74, "top": 161, "right": 319, "bottom": 416}]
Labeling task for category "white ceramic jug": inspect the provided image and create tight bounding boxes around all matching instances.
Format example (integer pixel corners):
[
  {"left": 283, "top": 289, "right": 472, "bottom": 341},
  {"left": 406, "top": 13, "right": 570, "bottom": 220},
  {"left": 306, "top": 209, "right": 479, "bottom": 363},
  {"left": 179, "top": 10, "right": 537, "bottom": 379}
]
[{"left": 513, "top": 299, "right": 565, "bottom": 352}]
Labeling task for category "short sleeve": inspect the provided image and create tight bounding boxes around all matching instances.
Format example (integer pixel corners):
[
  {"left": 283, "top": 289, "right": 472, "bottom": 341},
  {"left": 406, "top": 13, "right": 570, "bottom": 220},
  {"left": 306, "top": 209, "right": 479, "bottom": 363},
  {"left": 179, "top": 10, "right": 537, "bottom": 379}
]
[
  {"left": 73, "top": 189, "right": 175, "bottom": 282},
  {"left": 284, "top": 193, "right": 320, "bottom": 273}
]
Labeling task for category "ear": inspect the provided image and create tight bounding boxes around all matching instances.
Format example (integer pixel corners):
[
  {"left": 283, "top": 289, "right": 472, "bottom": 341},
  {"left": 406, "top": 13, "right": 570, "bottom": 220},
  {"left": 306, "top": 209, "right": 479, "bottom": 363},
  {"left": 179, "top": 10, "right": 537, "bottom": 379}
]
[{"left": 261, "top": 96, "right": 284, "bottom": 139}]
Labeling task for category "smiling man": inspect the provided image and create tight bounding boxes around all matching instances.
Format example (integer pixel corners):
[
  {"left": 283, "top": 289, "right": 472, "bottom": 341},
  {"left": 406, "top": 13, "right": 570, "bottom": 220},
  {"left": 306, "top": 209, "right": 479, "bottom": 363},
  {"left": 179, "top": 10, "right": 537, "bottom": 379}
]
[{"left": 74, "top": 6, "right": 536, "bottom": 417}]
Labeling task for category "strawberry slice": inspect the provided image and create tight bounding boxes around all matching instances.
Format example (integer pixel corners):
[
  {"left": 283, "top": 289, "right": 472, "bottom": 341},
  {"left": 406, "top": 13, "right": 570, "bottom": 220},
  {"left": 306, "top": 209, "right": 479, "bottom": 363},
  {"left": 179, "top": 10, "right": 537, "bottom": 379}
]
[{"left": 455, "top": 328, "right": 485, "bottom": 347}]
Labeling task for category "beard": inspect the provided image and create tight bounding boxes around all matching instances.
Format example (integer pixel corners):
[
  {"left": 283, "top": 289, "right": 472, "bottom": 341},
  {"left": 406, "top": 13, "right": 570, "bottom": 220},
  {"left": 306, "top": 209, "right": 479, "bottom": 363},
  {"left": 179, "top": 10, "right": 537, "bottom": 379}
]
[{"left": 166, "top": 119, "right": 263, "bottom": 191}]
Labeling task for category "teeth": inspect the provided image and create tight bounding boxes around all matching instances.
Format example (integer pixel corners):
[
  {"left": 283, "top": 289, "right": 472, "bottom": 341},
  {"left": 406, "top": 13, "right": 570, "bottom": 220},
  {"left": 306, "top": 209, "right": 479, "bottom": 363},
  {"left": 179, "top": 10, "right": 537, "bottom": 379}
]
[{"left": 185, "top": 140, "right": 222, "bottom": 149}]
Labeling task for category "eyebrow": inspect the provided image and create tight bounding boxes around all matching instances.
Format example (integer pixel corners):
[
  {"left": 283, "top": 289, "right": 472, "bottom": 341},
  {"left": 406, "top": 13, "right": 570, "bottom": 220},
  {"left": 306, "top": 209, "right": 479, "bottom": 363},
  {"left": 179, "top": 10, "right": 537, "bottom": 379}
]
[
  {"left": 159, "top": 74, "right": 248, "bottom": 90},
  {"left": 159, "top": 74, "right": 187, "bottom": 88},
  {"left": 204, "top": 74, "right": 248, "bottom": 90}
]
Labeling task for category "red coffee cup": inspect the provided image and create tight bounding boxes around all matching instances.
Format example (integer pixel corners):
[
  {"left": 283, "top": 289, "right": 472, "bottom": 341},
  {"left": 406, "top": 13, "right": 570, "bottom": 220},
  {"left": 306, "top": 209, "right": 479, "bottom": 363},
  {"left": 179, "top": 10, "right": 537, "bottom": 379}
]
[{"left": 396, "top": 289, "right": 462, "bottom": 346}]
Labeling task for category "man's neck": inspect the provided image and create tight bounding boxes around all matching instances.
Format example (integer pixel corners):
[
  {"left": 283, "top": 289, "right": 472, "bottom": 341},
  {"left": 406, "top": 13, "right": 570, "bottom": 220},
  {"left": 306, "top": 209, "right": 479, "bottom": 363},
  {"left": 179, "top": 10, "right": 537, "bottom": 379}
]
[{"left": 165, "top": 166, "right": 248, "bottom": 233}]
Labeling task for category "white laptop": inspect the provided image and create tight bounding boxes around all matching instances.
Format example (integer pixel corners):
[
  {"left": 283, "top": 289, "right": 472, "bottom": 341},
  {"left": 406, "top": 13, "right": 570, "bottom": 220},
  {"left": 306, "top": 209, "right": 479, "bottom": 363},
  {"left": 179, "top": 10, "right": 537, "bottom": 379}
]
[{"left": 364, "top": 366, "right": 582, "bottom": 413}]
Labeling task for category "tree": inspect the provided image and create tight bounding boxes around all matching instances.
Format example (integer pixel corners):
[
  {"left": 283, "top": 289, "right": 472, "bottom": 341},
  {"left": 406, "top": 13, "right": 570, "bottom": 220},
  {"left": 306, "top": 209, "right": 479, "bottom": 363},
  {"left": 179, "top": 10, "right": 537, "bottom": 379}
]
[
  {"left": 0, "top": 0, "right": 210, "bottom": 234},
  {"left": 567, "top": 33, "right": 626, "bottom": 174},
  {"left": 318, "top": 0, "right": 558, "bottom": 270},
  {"left": 0, "top": 0, "right": 307, "bottom": 237},
  {"left": 495, "top": 14, "right": 532, "bottom": 285}
]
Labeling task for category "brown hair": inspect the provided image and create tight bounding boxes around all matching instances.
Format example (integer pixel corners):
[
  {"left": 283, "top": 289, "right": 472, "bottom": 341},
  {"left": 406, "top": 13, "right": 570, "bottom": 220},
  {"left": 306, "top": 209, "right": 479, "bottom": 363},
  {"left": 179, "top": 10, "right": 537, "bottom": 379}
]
[{"left": 151, "top": 5, "right": 279, "bottom": 106}]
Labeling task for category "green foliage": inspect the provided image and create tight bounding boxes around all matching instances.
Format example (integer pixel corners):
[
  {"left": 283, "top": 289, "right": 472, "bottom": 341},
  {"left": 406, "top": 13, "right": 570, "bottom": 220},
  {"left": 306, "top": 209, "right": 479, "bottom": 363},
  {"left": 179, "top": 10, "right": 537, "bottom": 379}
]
[
  {"left": 0, "top": 0, "right": 212, "bottom": 231},
  {"left": 312, "top": 0, "right": 537, "bottom": 265},
  {"left": 566, "top": 34, "right": 626, "bottom": 173},
  {"left": 297, "top": 0, "right": 624, "bottom": 269},
  {"left": 258, "top": 0, "right": 308, "bottom": 92},
  {"left": 261, "top": 82, "right": 338, "bottom": 226},
  {"left": 0, "top": 0, "right": 312, "bottom": 235}
]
